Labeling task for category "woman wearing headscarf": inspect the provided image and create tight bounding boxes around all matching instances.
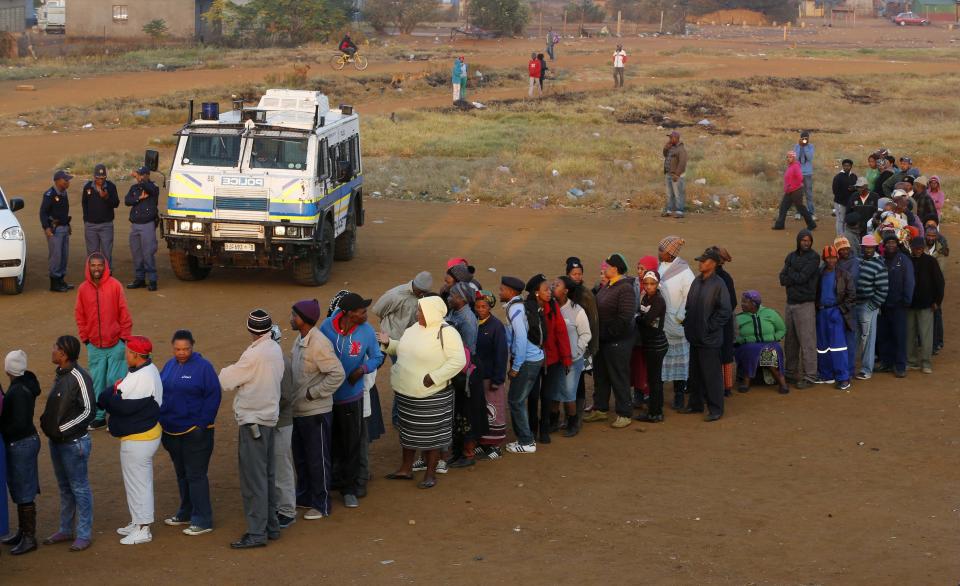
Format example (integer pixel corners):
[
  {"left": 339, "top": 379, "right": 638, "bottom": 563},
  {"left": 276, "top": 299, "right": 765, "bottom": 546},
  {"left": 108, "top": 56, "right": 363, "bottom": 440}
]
[
  {"left": 927, "top": 176, "right": 945, "bottom": 218},
  {"left": 446, "top": 282, "right": 488, "bottom": 468},
  {"left": 564, "top": 257, "right": 599, "bottom": 429},
  {"left": 734, "top": 291, "right": 789, "bottom": 394},
  {"left": 629, "top": 256, "right": 659, "bottom": 408},
  {"left": 378, "top": 297, "right": 465, "bottom": 489},
  {"left": 710, "top": 247, "right": 737, "bottom": 397},
  {"left": 2, "top": 350, "right": 41, "bottom": 555},
  {"left": 549, "top": 276, "right": 591, "bottom": 436},
  {"left": 475, "top": 290, "right": 508, "bottom": 457},
  {"left": 583, "top": 254, "right": 637, "bottom": 429},
  {"left": 525, "top": 274, "right": 572, "bottom": 444},
  {"left": 96, "top": 336, "right": 163, "bottom": 545},
  {"left": 816, "top": 246, "right": 856, "bottom": 390},
  {"left": 657, "top": 236, "right": 695, "bottom": 411},
  {"left": 633, "top": 270, "right": 668, "bottom": 422}
]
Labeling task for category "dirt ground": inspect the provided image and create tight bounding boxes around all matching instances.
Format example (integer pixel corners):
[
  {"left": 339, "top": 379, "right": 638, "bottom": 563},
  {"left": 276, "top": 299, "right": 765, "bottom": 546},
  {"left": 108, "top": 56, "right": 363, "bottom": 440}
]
[{"left": 1, "top": 21, "right": 959, "bottom": 585}]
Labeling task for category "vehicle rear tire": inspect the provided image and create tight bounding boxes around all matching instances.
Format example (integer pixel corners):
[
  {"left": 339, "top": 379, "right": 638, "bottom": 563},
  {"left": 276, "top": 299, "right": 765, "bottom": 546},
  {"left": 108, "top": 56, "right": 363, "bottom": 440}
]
[
  {"left": 293, "top": 218, "right": 335, "bottom": 286},
  {"left": 170, "top": 250, "right": 211, "bottom": 281},
  {"left": 0, "top": 271, "right": 25, "bottom": 295},
  {"left": 330, "top": 54, "right": 346, "bottom": 71},
  {"left": 334, "top": 210, "right": 357, "bottom": 261},
  {"left": 354, "top": 55, "right": 369, "bottom": 71}
]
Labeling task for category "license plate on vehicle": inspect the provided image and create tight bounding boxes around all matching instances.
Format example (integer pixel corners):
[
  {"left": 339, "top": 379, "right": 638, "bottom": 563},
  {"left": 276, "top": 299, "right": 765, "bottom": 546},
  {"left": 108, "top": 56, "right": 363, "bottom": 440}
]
[{"left": 224, "top": 243, "right": 255, "bottom": 252}]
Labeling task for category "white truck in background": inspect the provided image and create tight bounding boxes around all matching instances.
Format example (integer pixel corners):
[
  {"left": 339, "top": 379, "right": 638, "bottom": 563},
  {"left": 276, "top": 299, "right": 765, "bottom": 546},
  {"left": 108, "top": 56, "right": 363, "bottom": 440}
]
[{"left": 38, "top": 0, "right": 65, "bottom": 34}]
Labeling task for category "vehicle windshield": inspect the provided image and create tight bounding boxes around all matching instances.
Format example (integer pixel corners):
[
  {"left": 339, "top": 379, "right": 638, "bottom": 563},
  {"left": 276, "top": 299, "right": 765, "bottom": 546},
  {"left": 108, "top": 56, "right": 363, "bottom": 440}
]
[
  {"left": 181, "top": 134, "right": 242, "bottom": 168},
  {"left": 250, "top": 137, "right": 308, "bottom": 170}
]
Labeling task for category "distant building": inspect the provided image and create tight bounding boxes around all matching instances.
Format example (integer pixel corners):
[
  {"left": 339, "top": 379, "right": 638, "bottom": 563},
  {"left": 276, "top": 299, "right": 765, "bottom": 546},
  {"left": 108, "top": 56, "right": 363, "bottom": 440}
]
[
  {"left": 65, "top": 0, "right": 223, "bottom": 40},
  {"left": 0, "top": 0, "right": 33, "bottom": 32},
  {"left": 910, "top": 0, "right": 957, "bottom": 21}
]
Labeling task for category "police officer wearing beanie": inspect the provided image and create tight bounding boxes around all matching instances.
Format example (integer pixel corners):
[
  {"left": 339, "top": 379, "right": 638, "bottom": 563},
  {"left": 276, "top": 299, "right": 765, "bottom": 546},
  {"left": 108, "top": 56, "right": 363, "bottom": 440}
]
[
  {"left": 81, "top": 164, "right": 120, "bottom": 267},
  {"left": 125, "top": 167, "right": 161, "bottom": 291},
  {"left": 40, "top": 170, "right": 74, "bottom": 292}
]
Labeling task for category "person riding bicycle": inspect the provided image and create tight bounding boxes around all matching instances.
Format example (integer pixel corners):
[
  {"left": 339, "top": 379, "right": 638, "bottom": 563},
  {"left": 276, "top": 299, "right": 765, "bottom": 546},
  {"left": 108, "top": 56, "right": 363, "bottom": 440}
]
[{"left": 339, "top": 33, "right": 357, "bottom": 61}]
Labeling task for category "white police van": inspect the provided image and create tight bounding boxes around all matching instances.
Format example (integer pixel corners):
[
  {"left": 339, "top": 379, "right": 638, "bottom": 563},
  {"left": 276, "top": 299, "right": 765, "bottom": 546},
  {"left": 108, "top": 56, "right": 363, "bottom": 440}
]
[{"left": 160, "top": 89, "right": 363, "bottom": 286}]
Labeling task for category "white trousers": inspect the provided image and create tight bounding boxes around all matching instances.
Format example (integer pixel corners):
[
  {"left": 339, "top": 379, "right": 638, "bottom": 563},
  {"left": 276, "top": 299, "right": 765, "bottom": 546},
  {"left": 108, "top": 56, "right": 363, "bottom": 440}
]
[
  {"left": 273, "top": 424, "right": 296, "bottom": 518},
  {"left": 121, "top": 437, "right": 160, "bottom": 525},
  {"left": 452, "top": 82, "right": 461, "bottom": 102}
]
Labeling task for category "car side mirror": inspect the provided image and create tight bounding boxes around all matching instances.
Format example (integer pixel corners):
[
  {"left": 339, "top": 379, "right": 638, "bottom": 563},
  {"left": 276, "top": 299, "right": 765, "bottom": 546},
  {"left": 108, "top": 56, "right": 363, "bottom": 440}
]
[{"left": 10, "top": 198, "right": 24, "bottom": 213}]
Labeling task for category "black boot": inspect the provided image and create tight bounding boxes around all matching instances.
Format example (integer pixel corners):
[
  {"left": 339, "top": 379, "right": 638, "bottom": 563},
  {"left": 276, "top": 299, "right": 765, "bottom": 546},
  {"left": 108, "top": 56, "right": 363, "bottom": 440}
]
[
  {"left": 147, "top": 281, "right": 158, "bottom": 291},
  {"left": 671, "top": 381, "right": 686, "bottom": 411},
  {"left": 49, "top": 277, "right": 69, "bottom": 292},
  {"left": 127, "top": 279, "right": 146, "bottom": 289},
  {"left": 562, "top": 414, "right": 579, "bottom": 437},
  {"left": 62, "top": 278, "right": 74, "bottom": 290},
  {"left": 548, "top": 411, "right": 560, "bottom": 433},
  {"left": 10, "top": 502, "right": 37, "bottom": 555}
]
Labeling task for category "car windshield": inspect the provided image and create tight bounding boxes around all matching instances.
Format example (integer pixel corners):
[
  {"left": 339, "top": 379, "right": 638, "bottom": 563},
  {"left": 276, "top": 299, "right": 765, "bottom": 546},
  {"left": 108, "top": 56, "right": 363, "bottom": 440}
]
[
  {"left": 250, "top": 137, "right": 308, "bottom": 170},
  {"left": 181, "top": 134, "right": 242, "bottom": 167}
]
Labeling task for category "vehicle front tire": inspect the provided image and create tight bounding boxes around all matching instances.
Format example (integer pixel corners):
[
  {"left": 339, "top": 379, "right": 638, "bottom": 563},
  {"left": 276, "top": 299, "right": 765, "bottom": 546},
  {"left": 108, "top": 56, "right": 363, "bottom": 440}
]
[
  {"left": 293, "top": 218, "right": 335, "bottom": 286},
  {"left": 170, "top": 250, "right": 211, "bottom": 281}
]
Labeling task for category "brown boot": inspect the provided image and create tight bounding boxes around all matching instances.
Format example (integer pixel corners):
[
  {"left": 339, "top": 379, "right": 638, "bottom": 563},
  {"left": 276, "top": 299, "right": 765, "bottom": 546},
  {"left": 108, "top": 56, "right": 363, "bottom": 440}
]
[{"left": 10, "top": 503, "right": 37, "bottom": 555}]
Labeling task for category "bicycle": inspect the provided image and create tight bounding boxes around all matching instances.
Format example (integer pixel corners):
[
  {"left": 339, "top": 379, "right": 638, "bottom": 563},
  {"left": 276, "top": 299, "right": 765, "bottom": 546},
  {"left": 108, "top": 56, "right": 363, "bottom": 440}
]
[{"left": 329, "top": 52, "right": 368, "bottom": 71}]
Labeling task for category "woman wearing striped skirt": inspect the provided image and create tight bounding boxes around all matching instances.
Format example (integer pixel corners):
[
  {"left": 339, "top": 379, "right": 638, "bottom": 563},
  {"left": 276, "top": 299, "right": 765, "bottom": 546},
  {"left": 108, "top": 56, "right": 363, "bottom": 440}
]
[{"left": 377, "top": 296, "right": 466, "bottom": 489}]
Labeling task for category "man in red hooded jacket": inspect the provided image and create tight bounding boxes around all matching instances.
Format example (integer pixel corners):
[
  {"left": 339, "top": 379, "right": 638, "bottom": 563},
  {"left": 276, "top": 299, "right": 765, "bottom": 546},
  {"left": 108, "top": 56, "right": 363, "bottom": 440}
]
[{"left": 75, "top": 253, "right": 133, "bottom": 429}]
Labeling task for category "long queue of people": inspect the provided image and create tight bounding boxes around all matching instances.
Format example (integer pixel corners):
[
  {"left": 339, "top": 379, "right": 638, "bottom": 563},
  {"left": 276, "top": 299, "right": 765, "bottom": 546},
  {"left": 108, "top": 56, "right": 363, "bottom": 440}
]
[{"left": 0, "top": 217, "right": 948, "bottom": 554}]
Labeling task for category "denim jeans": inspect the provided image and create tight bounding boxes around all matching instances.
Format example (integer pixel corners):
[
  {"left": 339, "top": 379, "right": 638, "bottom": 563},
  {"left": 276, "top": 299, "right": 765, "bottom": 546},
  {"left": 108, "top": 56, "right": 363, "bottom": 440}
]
[
  {"left": 49, "top": 434, "right": 94, "bottom": 541},
  {"left": 803, "top": 175, "right": 815, "bottom": 215},
  {"left": 857, "top": 304, "right": 879, "bottom": 375},
  {"left": 6, "top": 433, "right": 41, "bottom": 504},
  {"left": 550, "top": 358, "right": 584, "bottom": 402},
  {"left": 664, "top": 175, "right": 686, "bottom": 215},
  {"left": 508, "top": 359, "right": 543, "bottom": 445}
]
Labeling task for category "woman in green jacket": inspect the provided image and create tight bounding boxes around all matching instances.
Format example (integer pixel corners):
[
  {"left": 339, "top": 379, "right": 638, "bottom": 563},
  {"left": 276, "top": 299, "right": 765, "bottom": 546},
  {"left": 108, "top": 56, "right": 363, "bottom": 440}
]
[{"left": 733, "top": 290, "right": 789, "bottom": 394}]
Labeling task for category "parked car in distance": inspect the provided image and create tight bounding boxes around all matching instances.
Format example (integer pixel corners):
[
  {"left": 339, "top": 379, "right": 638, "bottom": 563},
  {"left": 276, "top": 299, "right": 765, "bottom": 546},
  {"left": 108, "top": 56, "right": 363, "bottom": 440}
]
[
  {"left": 893, "top": 12, "right": 930, "bottom": 26},
  {"left": 0, "top": 186, "right": 26, "bottom": 295}
]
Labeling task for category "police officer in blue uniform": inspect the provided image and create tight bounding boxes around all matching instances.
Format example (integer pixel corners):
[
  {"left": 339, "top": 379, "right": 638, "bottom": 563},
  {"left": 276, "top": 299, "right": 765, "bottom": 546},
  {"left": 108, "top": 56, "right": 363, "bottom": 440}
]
[
  {"left": 81, "top": 163, "right": 120, "bottom": 267},
  {"left": 125, "top": 166, "right": 161, "bottom": 291},
  {"left": 39, "top": 169, "right": 74, "bottom": 292}
]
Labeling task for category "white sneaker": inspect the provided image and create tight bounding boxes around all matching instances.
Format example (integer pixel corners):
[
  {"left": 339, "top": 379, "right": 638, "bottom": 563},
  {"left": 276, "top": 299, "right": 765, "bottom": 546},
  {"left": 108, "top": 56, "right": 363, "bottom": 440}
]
[
  {"left": 120, "top": 525, "right": 152, "bottom": 545},
  {"left": 435, "top": 459, "right": 449, "bottom": 474},
  {"left": 793, "top": 213, "right": 801, "bottom": 220},
  {"left": 303, "top": 508, "right": 327, "bottom": 520},
  {"left": 116, "top": 522, "right": 137, "bottom": 536},
  {"left": 183, "top": 525, "right": 213, "bottom": 536},
  {"left": 412, "top": 458, "right": 426, "bottom": 471},
  {"left": 505, "top": 441, "right": 537, "bottom": 454}
]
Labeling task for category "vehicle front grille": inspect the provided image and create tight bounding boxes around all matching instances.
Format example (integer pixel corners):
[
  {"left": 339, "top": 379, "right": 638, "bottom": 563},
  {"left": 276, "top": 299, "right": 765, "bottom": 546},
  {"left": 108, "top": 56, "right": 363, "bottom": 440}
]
[
  {"left": 214, "top": 196, "right": 269, "bottom": 212},
  {"left": 212, "top": 223, "right": 264, "bottom": 239}
]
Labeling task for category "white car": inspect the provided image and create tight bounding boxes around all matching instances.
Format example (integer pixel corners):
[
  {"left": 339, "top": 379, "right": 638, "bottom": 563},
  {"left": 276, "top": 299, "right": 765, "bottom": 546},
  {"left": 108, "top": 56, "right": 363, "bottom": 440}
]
[{"left": 0, "top": 186, "right": 26, "bottom": 295}]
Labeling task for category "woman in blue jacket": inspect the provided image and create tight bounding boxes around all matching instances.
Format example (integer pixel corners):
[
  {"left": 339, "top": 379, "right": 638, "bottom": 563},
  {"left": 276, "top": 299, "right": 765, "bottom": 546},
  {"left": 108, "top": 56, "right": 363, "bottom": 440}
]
[{"left": 158, "top": 330, "right": 221, "bottom": 536}]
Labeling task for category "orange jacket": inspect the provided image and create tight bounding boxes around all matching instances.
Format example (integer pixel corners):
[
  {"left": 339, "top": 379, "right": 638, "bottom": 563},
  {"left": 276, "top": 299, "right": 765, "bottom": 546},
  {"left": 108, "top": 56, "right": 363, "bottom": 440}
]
[{"left": 75, "top": 255, "right": 133, "bottom": 349}]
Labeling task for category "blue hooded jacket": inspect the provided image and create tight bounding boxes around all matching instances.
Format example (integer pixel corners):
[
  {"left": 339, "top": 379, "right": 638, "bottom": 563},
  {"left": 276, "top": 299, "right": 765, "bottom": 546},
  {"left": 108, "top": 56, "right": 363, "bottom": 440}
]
[
  {"left": 320, "top": 311, "right": 385, "bottom": 404},
  {"left": 159, "top": 352, "right": 222, "bottom": 434}
]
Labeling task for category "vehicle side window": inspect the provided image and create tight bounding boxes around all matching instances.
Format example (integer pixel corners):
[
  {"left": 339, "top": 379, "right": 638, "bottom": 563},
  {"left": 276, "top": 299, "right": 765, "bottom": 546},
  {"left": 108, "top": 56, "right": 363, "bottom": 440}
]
[
  {"left": 317, "top": 138, "right": 329, "bottom": 180},
  {"left": 330, "top": 140, "right": 351, "bottom": 183},
  {"left": 349, "top": 135, "right": 361, "bottom": 176}
]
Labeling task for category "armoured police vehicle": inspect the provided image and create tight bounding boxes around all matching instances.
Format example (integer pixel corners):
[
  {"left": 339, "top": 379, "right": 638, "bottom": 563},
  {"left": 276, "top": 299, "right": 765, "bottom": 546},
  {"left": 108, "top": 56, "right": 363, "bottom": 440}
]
[{"left": 160, "top": 89, "right": 363, "bottom": 286}]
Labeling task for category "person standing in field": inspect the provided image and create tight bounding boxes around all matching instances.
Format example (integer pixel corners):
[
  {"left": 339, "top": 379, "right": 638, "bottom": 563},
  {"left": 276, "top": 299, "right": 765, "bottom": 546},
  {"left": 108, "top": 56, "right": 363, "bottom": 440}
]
[
  {"left": 779, "top": 229, "right": 820, "bottom": 389},
  {"left": 814, "top": 246, "right": 854, "bottom": 391},
  {"left": 528, "top": 53, "right": 542, "bottom": 98},
  {"left": 774, "top": 151, "right": 817, "bottom": 231},
  {"left": 657, "top": 236, "right": 695, "bottom": 410},
  {"left": 81, "top": 164, "right": 120, "bottom": 267},
  {"left": 537, "top": 53, "right": 548, "bottom": 94},
  {"left": 565, "top": 257, "right": 599, "bottom": 428},
  {"left": 219, "top": 310, "right": 284, "bottom": 549},
  {"left": 613, "top": 44, "right": 627, "bottom": 88},
  {"left": 876, "top": 235, "right": 914, "bottom": 378},
  {"left": 501, "top": 276, "right": 544, "bottom": 454},
  {"left": 1, "top": 350, "right": 42, "bottom": 556},
  {"left": 633, "top": 270, "right": 668, "bottom": 422},
  {"left": 831, "top": 158, "right": 857, "bottom": 235},
  {"left": 854, "top": 235, "right": 888, "bottom": 380},
  {"left": 662, "top": 131, "right": 687, "bottom": 218},
  {"left": 793, "top": 131, "right": 816, "bottom": 219},
  {"left": 864, "top": 153, "right": 880, "bottom": 193},
  {"left": 451, "top": 56, "right": 466, "bottom": 103},
  {"left": 474, "top": 290, "right": 508, "bottom": 455},
  {"left": 40, "top": 170, "right": 74, "bottom": 293},
  {"left": 546, "top": 28, "right": 557, "bottom": 60},
  {"left": 75, "top": 253, "right": 132, "bottom": 431},
  {"left": 124, "top": 167, "right": 161, "bottom": 292},
  {"left": 906, "top": 237, "right": 944, "bottom": 374}
]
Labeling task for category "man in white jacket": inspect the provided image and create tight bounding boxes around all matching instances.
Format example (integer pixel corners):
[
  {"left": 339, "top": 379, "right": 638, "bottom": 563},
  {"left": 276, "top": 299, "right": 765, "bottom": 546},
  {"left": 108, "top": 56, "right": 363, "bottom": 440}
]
[
  {"left": 219, "top": 309, "right": 284, "bottom": 549},
  {"left": 657, "top": 236, "right": 695, "bottom": 411}
]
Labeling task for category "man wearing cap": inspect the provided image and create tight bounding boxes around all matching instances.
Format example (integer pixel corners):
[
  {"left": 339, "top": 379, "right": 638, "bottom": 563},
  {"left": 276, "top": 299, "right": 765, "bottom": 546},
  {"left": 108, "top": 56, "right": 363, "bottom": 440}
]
[
  {"left": 912, "top": 176, "right": 938, "bottom": 222},
  {"left": 500, "top": 276, "right": 544, "bottom": 453},
  {"left": 289, "top": 299, "right": 345, "bottom": 521},
  {"left": 662, "top": 131, "right": 688, "bottom": 218},
  {"left": 846, "top": 177, "right": 879, "bottom": 237},
  {"left": 124, "top": 167, "right": 161, "bottom": 291},
  {"left": 876, "top": 235, "right": 915, "bottom": 378},
  {"left": 657, "top": 236, "right": 695, "bottom": 410},
  {"left": 779, "top": 229, "right": 820, "bottom": 388},
  {"left": 219, "top": 309, "right": 285, "bottom": 549},
  {"left": 882, "top": 156, "right": 920, "bottom": 196},
  {"left": 320, "top": 293, "right": 384, "bottom": 508},
  {"left": 774, "top": 151, "right": 817, "bottom": 231},
  {"left": 75, "top": 252, "right": 133, "bottom": 430},
  {"left": 907, "top": 237, "right": 944, "bottom": 374},
  {"left": 793, "top": 131, "right": 816, "bottom": 219},
  {"left": 81, "top": 164, "right": 120, "bottom": 267},
  {"left": 854, "top": 235, "right": 888, "bottom": 380},
  {"left": 39, "top": 170, "right": 74, "bottom": 292},
  {"left": 682, "top": 247, "right": 731, "bottom": 422},
  {"left": 831, "top": 159, "right": 857, "bottom": 236},
  {"left": 372, "top": 272, "right": 433, "bottom": 343}
]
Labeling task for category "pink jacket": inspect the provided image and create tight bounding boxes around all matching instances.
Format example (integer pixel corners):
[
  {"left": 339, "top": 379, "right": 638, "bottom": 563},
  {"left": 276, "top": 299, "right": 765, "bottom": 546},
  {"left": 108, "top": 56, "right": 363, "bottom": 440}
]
[{"left": 784, "top": 161, "right": 803, "bottom": 194}]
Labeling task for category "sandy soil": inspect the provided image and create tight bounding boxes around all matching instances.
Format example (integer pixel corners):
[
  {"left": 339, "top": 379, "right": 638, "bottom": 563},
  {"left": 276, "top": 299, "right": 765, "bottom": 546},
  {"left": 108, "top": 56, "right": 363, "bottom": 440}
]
[{"left": 0, "top": 23, "right": 958, "bottom": 585}]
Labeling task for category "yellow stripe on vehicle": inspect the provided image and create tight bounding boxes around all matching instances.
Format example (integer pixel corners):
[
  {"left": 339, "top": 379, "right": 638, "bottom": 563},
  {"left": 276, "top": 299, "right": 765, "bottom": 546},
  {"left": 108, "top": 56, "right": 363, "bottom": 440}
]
[
  {"left": 172, "top": 174, "right": 204, "bottom": 195},
  {"left": 169, "top": 192, "right": 214, "bottom": 200},
  {"left": 269, "top": 214, "right": 321, "bottom": 222},
  {"left": 167, "top": 210, "right": 215, "bottom": 217}
]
